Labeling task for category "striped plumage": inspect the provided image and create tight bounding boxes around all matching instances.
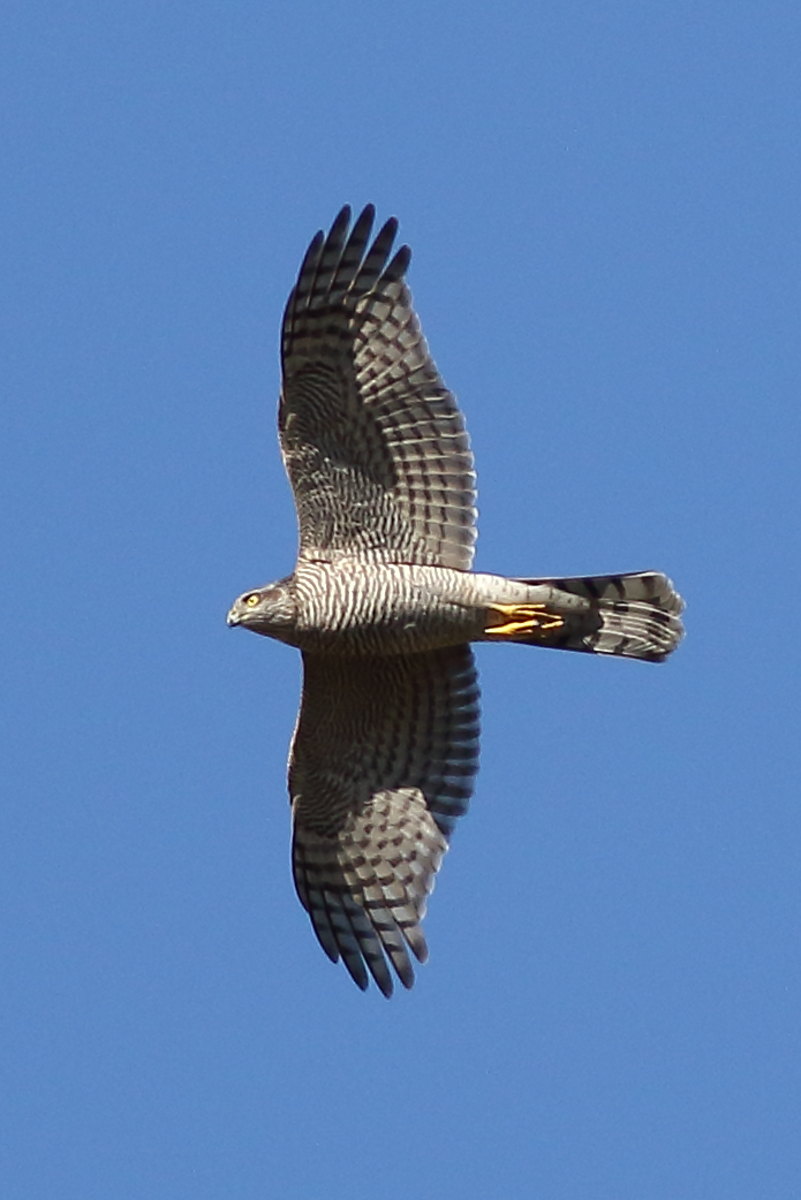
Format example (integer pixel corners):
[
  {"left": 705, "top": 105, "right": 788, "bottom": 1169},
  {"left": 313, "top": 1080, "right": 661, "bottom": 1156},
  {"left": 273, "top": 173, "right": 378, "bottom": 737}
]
[
  {"left": 227, "top": 205, "right": 684, "bottom": 996},
  {"left": 289, "top": 648, "right": 479, "bottom": 996},
  {"left": 279, "top": 203, "right": 476, "bottom": 570}
]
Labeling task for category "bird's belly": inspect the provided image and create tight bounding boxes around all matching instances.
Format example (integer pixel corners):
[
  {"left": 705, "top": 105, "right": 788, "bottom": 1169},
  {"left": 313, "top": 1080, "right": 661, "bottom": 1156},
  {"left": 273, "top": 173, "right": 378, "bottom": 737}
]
[{"left": 292, "top": 561, "right": 484, "bottom": 655}]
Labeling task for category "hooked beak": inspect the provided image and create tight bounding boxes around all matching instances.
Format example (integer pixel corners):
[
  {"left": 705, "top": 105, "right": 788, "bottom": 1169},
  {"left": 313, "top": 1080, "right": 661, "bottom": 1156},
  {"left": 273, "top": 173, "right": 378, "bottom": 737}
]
[{"left": 226, "top": 606, "right": 241, "bottom": 627}]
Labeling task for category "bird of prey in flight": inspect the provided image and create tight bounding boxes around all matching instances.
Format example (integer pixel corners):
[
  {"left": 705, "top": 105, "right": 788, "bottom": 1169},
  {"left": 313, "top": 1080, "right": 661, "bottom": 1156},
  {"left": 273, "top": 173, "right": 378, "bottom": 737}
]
[{"left": 228, "top": 205, "right": 684, "bottom": 996}]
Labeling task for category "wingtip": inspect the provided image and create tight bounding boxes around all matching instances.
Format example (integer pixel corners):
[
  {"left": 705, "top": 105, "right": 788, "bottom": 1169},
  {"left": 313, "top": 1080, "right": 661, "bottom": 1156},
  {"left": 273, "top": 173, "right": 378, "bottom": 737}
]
[
  {"left": 331, "top": 203, "right": 352, "bottom": 228},
  {"left": 388, "top": 242, "right": 412, "bottom": 278}
]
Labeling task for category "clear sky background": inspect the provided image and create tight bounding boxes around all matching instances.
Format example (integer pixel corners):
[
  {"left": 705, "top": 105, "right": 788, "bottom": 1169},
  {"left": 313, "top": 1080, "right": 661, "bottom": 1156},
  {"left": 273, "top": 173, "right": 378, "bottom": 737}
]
[{"left": 3, "top": 3, "right": 800, "bottom": 1198}]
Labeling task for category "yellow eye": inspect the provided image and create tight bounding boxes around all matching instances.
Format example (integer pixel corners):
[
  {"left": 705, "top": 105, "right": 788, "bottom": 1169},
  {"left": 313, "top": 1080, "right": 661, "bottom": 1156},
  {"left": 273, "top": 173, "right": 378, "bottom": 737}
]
[{"left": 244, "top": 593, "right": 261, "bottom": 607}]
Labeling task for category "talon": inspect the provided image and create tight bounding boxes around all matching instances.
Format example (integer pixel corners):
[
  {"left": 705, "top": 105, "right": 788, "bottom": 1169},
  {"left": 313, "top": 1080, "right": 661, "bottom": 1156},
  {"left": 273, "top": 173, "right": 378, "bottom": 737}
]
[{"left": 485, "top": 602, "right": 565, "bottom": 638}]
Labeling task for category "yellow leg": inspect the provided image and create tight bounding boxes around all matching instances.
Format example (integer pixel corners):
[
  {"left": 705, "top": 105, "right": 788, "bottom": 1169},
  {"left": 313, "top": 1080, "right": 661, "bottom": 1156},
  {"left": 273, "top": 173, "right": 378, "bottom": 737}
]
[{"left": 484, "top": 602, "right": 565, "bottom": 638}]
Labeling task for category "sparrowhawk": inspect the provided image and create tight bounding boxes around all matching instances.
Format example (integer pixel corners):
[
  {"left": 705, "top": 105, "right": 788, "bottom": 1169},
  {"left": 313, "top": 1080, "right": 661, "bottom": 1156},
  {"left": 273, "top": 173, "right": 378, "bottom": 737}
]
[{"left": 227, "top": 205, "right": 684, "bottom": 996}]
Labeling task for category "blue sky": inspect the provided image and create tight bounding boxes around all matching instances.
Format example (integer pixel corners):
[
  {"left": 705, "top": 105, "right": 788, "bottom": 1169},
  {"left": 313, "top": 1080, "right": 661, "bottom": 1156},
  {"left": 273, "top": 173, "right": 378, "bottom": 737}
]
[{"left": 3, "top": 3, "right": 800, "bottom": 1197}]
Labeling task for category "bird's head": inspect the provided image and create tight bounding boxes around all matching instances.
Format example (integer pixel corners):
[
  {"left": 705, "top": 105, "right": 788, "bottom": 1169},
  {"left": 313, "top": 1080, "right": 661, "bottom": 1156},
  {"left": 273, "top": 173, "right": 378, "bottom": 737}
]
[{"left": 226, "top": 575, "right": 298, "bottom": 643}]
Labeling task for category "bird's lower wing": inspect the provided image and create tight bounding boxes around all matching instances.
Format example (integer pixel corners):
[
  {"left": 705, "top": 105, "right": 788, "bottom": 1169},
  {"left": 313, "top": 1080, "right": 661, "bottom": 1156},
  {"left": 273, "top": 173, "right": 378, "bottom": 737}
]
[{"left": 288, "top": 646, "right": 480, "bottom": 996}]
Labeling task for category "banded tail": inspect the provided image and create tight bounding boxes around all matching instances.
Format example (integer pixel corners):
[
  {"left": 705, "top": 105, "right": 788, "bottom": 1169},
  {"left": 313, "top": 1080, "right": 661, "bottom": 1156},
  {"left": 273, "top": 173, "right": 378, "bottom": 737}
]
[{"left": 486, "top": 571, "right": 684, "bottom": 662}]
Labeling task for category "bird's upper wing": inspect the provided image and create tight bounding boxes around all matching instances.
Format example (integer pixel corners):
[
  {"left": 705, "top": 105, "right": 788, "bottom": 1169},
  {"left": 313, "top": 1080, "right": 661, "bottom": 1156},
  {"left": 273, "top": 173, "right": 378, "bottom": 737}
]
[
  {"left": 288, "top": 646, "right": 480, "bottom": 996},
  {"left": 279, "top": 205, "right": 477, "bottom": 569}
]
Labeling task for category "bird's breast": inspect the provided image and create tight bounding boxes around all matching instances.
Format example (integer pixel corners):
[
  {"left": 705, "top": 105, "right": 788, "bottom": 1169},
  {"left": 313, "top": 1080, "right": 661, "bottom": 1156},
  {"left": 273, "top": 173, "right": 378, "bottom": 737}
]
[{"left": 289, "top": 559, "right": 484, "bottom": 655}]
